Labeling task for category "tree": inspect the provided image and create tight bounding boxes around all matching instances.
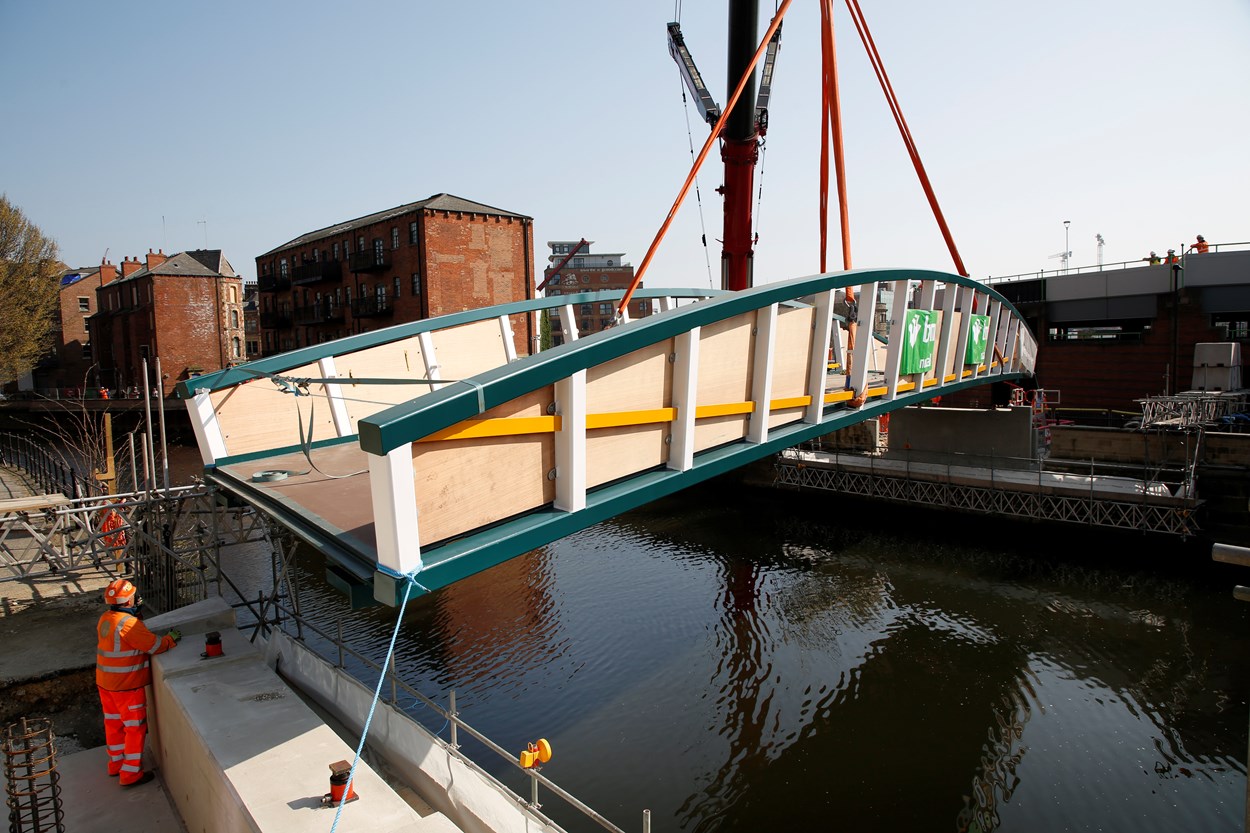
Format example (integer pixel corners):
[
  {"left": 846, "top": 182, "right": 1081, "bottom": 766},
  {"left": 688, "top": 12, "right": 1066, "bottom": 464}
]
[{"left": 0, "top": 196, "right": 61, "bottom": 385}]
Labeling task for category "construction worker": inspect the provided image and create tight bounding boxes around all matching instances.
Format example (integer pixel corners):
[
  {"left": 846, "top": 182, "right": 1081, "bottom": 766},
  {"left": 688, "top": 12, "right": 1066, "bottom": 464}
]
[
  {"left": 96, "top": 578, "right": 180, "bottom": 787},
  {"left": 1164, "top": 249, "right": 1180, "bottom": 265},
  {"left": 1189, "top": 235, "right": 1209, "bottom": 254},
  {"left": 1144, "top": 251, "right": 1161, "bottom": 265}
]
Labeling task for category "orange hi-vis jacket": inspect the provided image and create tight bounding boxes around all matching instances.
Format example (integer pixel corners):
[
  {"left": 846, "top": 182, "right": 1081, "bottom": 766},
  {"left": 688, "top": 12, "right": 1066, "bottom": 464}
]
[{"left": 95, "top": 609, "right": 176, "bottom": 691}]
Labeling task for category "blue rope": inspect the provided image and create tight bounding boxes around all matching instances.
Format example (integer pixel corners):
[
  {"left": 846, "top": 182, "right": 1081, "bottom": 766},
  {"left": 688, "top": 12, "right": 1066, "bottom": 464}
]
[{"left": 329, "top": 572, "right": 423, "bottom": 832}]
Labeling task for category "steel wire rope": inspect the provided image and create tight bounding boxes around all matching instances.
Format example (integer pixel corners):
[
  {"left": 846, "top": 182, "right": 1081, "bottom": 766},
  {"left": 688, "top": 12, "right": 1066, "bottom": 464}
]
[
  {"left": 842, "top": 0, "right": 968, "bottom": 278},
  {"left": 678, "top": 71, "right": 716, "bottom": 290}
]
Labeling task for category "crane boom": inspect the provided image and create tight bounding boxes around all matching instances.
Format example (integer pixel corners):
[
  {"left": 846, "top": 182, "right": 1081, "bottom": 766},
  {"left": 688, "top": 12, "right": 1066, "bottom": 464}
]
[{"left": 667, "top": 22, "right": 721, "bottom": 125}]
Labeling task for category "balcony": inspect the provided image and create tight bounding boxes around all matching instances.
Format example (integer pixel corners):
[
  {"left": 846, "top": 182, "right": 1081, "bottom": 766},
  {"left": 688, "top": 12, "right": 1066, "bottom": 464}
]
[
  {"left": 348, "top": 250, "right": 391, "bottom": 272},
  {"left": 260, "top": 311, "right": 293, "bottom": 329},
  {"left": 350, "top": 296, "right": 394, "bottom": 319},
  {"left": 294, "top": 302, "right": 346, "bottom": 326},
  {"left": 258, "top": 272, "right": 291, "bottom": 291},
  {"left": 291, "top": 261, "right": 343, "bottom": 286}
]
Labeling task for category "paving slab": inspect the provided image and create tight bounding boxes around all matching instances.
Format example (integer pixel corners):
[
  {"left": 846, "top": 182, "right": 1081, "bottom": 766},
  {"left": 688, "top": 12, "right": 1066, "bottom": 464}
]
[{"left": 57, "top": 744, "right": 187, "bottom": 833}]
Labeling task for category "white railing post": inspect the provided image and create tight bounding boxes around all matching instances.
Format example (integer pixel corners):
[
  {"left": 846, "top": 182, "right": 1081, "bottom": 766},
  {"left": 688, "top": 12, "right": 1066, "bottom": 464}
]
[
  {"left": 883, "top": 279, "right": 911, "bottom": 400},
  {"left": 553, "top": 370, "right": 587, "bottom": 512},
  {"left": 668, "top": 328, "right": 700, "bottom": 472},
  {"left": 368, "top": 445, "right": 422, "bottom": 576},
  {"left": 318, "top": 356, "right": 353, "bottom": 437},
  {"left": 748, "top": 304, "right": 778, "bottom": 444},
  {"left": 848, "top": 282, "right": 879, "bottom": 397},
  {"left": 805, "top": 290, "right": 835, "bottom": 425},
  {"left": 187, "top": 390, "right": 228, "bottom": 465}
]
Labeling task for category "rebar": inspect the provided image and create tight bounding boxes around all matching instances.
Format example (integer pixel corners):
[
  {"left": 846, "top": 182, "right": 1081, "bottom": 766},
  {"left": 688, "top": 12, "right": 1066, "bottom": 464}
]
[{"left": 3, "top": 717, "right": 65, "bottom": 833}]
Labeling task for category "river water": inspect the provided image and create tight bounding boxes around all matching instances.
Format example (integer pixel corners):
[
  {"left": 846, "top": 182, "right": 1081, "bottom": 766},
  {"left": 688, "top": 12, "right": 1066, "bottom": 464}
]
[{"left": 252, "top": 480, "right": 1250, "bottom": 833}]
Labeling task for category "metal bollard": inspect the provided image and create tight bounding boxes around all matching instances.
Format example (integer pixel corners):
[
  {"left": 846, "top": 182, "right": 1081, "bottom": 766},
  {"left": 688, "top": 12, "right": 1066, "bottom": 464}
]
[{"left": 3, "top": 717, "right": 65, "bottom": 833}]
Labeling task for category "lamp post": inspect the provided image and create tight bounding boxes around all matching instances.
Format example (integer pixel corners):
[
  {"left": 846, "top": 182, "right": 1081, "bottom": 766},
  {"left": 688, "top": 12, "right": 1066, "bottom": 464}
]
[{"left": 1063, "top": 220, "right": 1071, "bottom": 273}]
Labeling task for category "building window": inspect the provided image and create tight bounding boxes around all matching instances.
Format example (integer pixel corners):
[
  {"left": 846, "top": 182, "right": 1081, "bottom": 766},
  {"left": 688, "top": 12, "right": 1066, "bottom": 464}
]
[
  {"left": 391, "top": 228, "right": 400, "bottom": 250},
  {"left": 230, "top": 309, "right": 239, "bottom": 328},
  {"left": 581, "top": 304, "right": 593, "bottom": 314},
  {"left": 574, "top": 258, "right": 585, "bottom": 268},
  {"left": 82, "top": 344, "right": 92, "bottom": 359},
  {"left": 313, "top": 248, "right": 320, "bottom": 263},
  {"left": 346, "top": 286, "right": 353, "bottom": 303},
  {"left": 409, "top": 221, "right": 419, "bottom": 244},
  {"left": 344, "top": 239, "right": 351, "bottom": 255},
  {"left": 600, "top": 275, "right": 609, "bottom": 283},
  {"left": 607, "top": 260, "right": 615, "bottom": 266},
  {"left": 279, "top": 258, "right": 288, "bottom": 278},
  {"left": 599, "top": 303, "right": 611, "bottom": 314},
  {"left": 358, "top": 235, "right": 366, "bottom": 254},
  {"left": 393, "top": 276, "right": 401, "bottom": 299},
  {"left": 77, "top": 296, "right": 90, "bottom": 312},
  {"left": 229, "top": 285, "right": 238, "bottom": 304},
  {"left": 581, "top": 275, "right": 590, "bottom": 284},
  {"left": 411, "top": 273, "right": 421, "bottom": 295},
  {"left": 549, "top": 288, "right": 561, "bottom": 296},
  {"left": 333, "top": 242, "right": 340, "bottom": 261},
  {"left": 232, "top": 337, "right": 241, "bottom": 358},
  {"left": 373, "top": 238, "right": 384, "bottom": 265}
]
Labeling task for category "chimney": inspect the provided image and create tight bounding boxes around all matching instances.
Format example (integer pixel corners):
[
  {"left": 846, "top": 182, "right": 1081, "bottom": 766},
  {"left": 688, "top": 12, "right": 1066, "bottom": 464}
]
[
  {"left": 121, "top": 256, "right": 142, "bottom": 279},
  {"left": 145, "top": 248, "right": 167, "bottom": 270},
  {"left": 99, "top": 259, "right": 118, "bottom": 285}
]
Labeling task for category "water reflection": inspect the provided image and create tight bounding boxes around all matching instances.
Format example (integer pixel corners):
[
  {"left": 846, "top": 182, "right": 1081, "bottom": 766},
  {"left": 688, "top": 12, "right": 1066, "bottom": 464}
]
[{"left": 261, "top": 485, "right": 1247, "bottom": 833}]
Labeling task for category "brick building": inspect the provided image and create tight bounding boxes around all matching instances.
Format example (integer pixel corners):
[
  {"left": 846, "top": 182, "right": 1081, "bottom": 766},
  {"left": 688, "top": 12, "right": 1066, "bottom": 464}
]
[
  {"left": 541, "top": 240, "right": 648, "bottom": 340},
  {"left": 91, "top": 249, "right": 244, "bottom": 397},
  {"left": 255, "top": 193, "right": 535, "bottom": 357},
  {"left": 25, "top": 263, "right": 114, "bottom": 396}
]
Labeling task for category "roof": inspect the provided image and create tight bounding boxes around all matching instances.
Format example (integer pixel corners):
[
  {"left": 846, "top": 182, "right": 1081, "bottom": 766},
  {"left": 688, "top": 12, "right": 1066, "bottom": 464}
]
[
  {"left": 110, "top": 250, "right": 237, "bottom": 286},
  {"left": 59, "top": 265, "right": 100, "bottom": 289},
  {"left": 260, "top": 193, "right": 532, "bottom": 257}
]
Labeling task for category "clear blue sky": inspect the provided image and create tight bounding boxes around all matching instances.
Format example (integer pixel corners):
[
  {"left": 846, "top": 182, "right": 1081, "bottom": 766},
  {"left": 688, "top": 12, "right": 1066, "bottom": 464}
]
[{"left": 3, "top": 1, "right": 1247, "bottom": 287}]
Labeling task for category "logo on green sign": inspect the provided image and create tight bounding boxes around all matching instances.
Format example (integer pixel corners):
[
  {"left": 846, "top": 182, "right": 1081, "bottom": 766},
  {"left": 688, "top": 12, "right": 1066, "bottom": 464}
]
[
  {"left": 965, "top": 315, "right": 990, "bottom": 364},
  {"left": 900, "top": 309, "right": 938, "bottom": 375}
]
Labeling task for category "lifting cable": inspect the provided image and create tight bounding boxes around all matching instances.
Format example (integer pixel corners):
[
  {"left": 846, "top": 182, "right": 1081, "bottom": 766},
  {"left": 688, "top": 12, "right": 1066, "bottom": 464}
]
[
  {"left": 842, "top": 0, "right": 968, "bottom": 278},
  {"left": 329, "top": 570, "right": 428, "bottom": 833},
  {"left": 820, "top": 0, "right": 864, "bottom": 393},
  {"left": 615, "top": 0, "right": 795, "bottom": 321},
  {"left": 678, "top": 71, "right": 716, "bottom": 289}
]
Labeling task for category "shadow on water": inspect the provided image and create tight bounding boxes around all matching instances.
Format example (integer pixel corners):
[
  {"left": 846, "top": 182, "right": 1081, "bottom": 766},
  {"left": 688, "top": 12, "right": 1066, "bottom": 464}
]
[{"left": 266, "top": 476, "right": 1248, "bottom": 833}]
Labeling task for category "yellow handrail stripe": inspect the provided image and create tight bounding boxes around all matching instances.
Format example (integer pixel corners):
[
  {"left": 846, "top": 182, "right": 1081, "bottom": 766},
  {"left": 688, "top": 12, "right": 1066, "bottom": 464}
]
[
  {"left": 895, "top": 381, "right": 916, "bottom": 393},
  {"left": 695, "top": 401, "right": 755, "bottom": 418},
  {"left": 420, "top": 416, "right": 559, "bottom": 442},
  {"left": 770, "top": 395, "right": 812, "bottom": 410},
  {"left": 585, "top": 408, "right": 677, "bottom": 429},
  {"left": 825, "top": 390, "right": 854, "bottom": 404},
  {"left": 922, "top": 378, "right": 939, "bottom": 388}
]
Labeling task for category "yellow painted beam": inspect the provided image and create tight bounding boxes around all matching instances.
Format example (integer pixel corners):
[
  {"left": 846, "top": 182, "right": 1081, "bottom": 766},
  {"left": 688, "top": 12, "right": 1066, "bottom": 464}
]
[
  {"left": 585, "top": 408, "right": 677, "bottom": 429},
  {"left": 695, "top": 401, "right": 755, "bottom": 418},
  {"left": 895, "top": 381, "right": 916, "bottom": 393},
  {"left": 769, "top": 395, "right": 812, "bottom": 410},
  {"left": 420, "top": 416, "right": 559, "bottom": 442}
]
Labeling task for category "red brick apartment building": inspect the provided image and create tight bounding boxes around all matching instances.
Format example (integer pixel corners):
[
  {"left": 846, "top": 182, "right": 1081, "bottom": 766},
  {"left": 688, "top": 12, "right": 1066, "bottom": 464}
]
[
  {"left": 25, "top": 264, "right": 113, "bottom": 396},
  {"left": 255, "top": 194, "right": 535, "bottom": 357},
  {"left": 541, "top": 239, "right": 648, "bottom": 340},
  {"left": 91, "top": 249, "right": 244, "bottom": 397}
]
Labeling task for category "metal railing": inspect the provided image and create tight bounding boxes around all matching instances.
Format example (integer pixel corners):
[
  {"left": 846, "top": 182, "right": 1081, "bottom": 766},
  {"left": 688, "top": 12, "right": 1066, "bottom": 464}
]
[
  {"left": 0, "top": 432, "right": 103, "bottom": 499},
  {"left": 252, "top": 596, "right": 638, "bottom": 833},
  {"left": 986, "top": 240, "right": 1250, "bottom": 284}
]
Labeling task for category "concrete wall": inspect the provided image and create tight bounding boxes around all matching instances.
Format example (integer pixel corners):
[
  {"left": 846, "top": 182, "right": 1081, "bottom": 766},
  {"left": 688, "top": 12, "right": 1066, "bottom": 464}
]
[
  {"left": 144, "top": 598, "right": 442, "bottom": 833},
  {"left": 263, "top": 629, "right": 561, "bottom": 833},
  {"left": 1050, "top": 425, "right": 1250, "bottom": 467},
  {"left": 884, "top": 406, "right": 1035, "bottom": 467}
]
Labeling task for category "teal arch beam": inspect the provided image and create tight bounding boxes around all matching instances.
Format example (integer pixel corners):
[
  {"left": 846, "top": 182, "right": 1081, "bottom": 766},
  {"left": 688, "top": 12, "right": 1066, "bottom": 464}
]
[{"left": 357, "top": 268, "right": 1033, "bottom": 605}]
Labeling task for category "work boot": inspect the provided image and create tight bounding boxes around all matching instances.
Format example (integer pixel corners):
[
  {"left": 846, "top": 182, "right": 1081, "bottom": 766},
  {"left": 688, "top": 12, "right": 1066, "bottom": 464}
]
[{"left": 120, "top": 771, "right": 155, "bottom": 788}]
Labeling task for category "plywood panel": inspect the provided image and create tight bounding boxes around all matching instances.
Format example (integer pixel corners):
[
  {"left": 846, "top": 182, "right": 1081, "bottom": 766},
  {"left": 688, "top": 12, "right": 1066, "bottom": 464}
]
[
  {"left": 942, "top": 311, "right": 964, "bottom": 380},
  {"left": 431, "top": 319, "right": 510, "bottom": 380},
  {"left": 412, "top": 435, "right": 554, "bottom": 546},
  {"left": 332, "top": 336, "right": 429, "bottom": 429},
  {"left": 697, "top": 314, "right": 755, "bottom": 406},
  {"left": 694, "top": 414, "right": 749, "bottom": 452},
  {"left": 210, "top": 364, "right": 336, "bottom": 457},
  {"left": 586, "top": 340, "right": 674, "bottom": 413},
  {"left": 586, "top": 425, "right": 668, "bottom": 488},
  {"left": 768, "top": 407, "right": 807, "bottom": 431},
  {"left": 771, "top": 305, "right": 814, "bottom": 399}
]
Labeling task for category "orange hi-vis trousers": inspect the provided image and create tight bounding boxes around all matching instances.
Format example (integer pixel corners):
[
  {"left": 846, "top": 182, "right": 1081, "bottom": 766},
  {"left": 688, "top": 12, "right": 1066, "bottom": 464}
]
[{"left": 97, "top": 686, "right": 148, "bottom": 784}]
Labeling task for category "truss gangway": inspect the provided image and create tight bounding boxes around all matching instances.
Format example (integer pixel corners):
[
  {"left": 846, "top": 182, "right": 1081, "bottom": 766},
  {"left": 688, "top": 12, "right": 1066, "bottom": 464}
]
[{"left": 179, "top": 269, "right": 1037, "bottom": 606}]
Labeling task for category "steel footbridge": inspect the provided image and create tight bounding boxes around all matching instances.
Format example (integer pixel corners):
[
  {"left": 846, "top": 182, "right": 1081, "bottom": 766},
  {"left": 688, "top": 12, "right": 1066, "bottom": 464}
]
[{"left": 179, "top": 269, "right": 1036, "bottom": 606}]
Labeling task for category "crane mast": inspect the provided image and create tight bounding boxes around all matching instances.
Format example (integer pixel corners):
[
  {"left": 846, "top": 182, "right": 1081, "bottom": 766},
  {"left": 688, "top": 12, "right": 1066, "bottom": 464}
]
[{"left": 668, "top": 1, "right": 781, "bottom": 291}]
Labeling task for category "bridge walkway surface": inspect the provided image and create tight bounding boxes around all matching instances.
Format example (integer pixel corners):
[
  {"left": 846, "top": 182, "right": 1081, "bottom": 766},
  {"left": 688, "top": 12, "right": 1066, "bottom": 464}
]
[{"left": 177, "top": 270, "right": 1038, "bottom": 607}]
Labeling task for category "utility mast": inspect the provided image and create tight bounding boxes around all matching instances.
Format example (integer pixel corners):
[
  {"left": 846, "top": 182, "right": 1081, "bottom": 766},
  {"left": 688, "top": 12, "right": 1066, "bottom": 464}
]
[
  {"left": 1095, "top": 233, "right": 1105, "bottom": 266},
  {"left": 669, "top": 0, "right": 782, "bottom": 291}
]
